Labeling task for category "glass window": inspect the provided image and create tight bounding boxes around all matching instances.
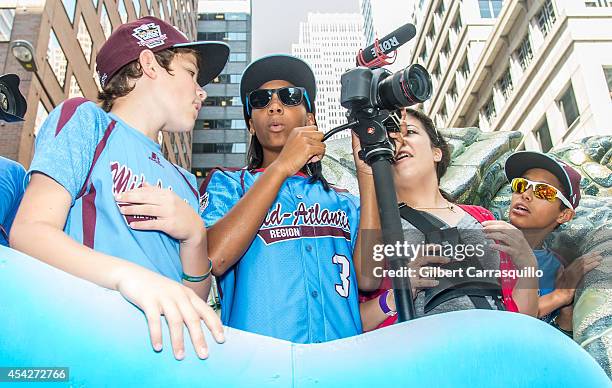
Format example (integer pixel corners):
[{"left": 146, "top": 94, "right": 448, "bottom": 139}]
[
  {"left": 77, "top": 17, "right": 93, "bottom": 64},
  {"left": 534, "top": 118, "right": 553, "bottom": 152},
  {"left": 226, "top": 32, "right": 247, "bottom": 41},
  {"left": 46, "top": 29, "right": 68, "bottom": 87},
  {"left": 419, "top": 46, "right": 428, "bottom": 63},
  {"left": 226, "top": 13, "right": 247, "bottom": 21},
  {"left": 497, "top": 66, "right": 513, "bottom": 99},
  {"left": 231, "top": 119, "right": 245, "bottom": 129},
  {"left": 451, "top": 14, "right": 463, "bottom": 34},
  {"left": 101, "top": 5, "right": 112, "bottom": 39},
  {"left": 459, "top": 56, "right": 470, "bottom": 79},
  {"left": 61, "top": 0, "right": 76, "bottom": 24},
  {"left": 482, "top": 94, "right": 496, "bottom": 122},
  {"left": 516, "top": 33, "right": 533, "bottom": 70},
  {"left": 118, "top": 0, "right": 128, "bottom": 23},
  {"left": 558, "top": 83, "right": 580, "bottom": 127},
  {"left": 229, "top": 53, "right": 247, "bottom": 62},
  {"left": 192, "top": 143, "right": 247, "bottom": 154},
  {"left": 536, "top": 0, "right": 556, "bottom": 37},
  {"left": 34, "top": 101, "right": 49, "bottom": 137},
  {"left": 479, "top": 0, "right": 504, "bottom": 18},
  {"left": 441, "top": 38, "right": 450, "bottom": 57},
  {"left": 232, "top": 143, "right": 246, "bottom": 153},
  {"left": 133, "top": 0, "right": 141, "bottom": 17},
  {"left": 604, "top": 67, "right": 612, "bottom": 100},
  {"left": 0, "top": 8, "right": 15, "bottom": 42},
  {"left": 449, "top": 79, "right": 458, "bottom": 102},
  {"left": 435, "top": 1, "right": 445, "bottom": 16},
  {"left": 69, "top": 76, "right": 83, "bottom": 98}
]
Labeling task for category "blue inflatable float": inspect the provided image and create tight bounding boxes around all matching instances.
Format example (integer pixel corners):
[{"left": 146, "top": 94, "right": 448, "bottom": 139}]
[{"left": 0, "top": 246, "right": 609, "bottom": 387}]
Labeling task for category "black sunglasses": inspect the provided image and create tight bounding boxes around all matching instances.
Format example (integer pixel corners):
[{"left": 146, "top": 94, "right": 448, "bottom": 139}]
[{"left": 246, "top": 86, "right": 312, "bottom": 115}]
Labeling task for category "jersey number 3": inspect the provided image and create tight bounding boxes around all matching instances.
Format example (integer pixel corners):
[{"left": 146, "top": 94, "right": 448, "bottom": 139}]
[{"left": 332, "top": 254, "right": 350, "bottom": 298}]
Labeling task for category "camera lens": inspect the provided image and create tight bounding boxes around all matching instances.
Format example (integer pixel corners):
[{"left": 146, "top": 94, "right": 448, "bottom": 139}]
[
  {"left": 0, "top": 84, "right": 16, "bottom": 115},
  {"left": 0, "top": 91, "right": 8, "bottom": 112},
  {"left": 376, "top": 64, "right": 432, "bottom": 110}
]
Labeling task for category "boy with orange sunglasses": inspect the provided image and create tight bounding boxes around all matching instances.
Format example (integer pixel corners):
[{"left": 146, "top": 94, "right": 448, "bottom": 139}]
[{"left": 504, "top": 151, "right": 602, "bottom": 336}]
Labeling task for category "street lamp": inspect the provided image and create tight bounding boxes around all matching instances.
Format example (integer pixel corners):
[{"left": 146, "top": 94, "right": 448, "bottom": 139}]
[
  {"left": 10, "top": 40, "right": 38, "bottom": 72},
  {"left": 9, "top": 39, "right": 56, "bottom": 107}
]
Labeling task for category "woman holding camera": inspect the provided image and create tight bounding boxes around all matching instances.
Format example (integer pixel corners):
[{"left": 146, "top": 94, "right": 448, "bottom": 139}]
[{"left": 357, "top": 109, "right": 539, "bottom": 331}]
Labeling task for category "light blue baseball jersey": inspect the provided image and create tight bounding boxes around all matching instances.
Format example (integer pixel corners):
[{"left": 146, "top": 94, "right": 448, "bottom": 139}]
[
  {"left": 0, "top": 156, "right": 26, "bottom": 246},
  {"left": 201, "top": 168, "right": 363, "bottom": 343},
  {"left": 28, "top": 98, "right": 200, "bottom": 281}
]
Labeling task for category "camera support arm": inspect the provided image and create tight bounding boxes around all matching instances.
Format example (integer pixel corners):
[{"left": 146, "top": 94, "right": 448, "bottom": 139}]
[{"left": 343, "top": 107, "right": 416, "bottom": 322}]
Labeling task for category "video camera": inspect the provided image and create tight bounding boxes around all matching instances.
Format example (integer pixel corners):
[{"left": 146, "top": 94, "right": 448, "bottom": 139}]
[
  {"left": 0, "top": 73, "right": 27, "bottom": 122},
  {"left": 324, "top": 23, "right": 432, "bottom": 164}
]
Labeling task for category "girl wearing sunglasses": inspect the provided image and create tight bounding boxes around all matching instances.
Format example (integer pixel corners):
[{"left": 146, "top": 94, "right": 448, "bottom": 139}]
[
  {"left": 199, "top": 55, "right": 377, "bottom": 344},
  {"left": 358, "top": 109, "right": 540, "bottom": 331},
  {"left": 504, "top": 152, "right": 602, "bottom": 335}
]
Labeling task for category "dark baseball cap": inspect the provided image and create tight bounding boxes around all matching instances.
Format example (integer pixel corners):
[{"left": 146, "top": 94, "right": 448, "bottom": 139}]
[
  {"left": 96, "top": 16, "right": 229, "bottom": 88},
  {"left": 505, "top": 151, "right": 582, "bottom": 209},
  {"left": 0, "top": 74, "right": 27, "bottom": 122},
  {"left": 240, "top": 54, "right": 317, "bottom": 125}
]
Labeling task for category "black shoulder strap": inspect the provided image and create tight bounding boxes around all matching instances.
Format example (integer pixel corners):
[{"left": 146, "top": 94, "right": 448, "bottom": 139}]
[{"left": 398, "top": 203, "right": 446, "bottom": 233}]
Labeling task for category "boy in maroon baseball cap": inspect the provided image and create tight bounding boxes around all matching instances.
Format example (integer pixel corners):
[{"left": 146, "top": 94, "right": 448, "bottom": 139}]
[
  {"left": 11, "top": 17, "right": 229, "bottom": 360},
  {"left": 504, "top": 151, "right": 602, "bottom": 335}
]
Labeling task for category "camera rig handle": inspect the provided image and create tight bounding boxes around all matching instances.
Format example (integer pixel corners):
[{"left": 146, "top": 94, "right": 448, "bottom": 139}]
[{"left": 323, "top": 107, "right": 416, "bottom": 322}]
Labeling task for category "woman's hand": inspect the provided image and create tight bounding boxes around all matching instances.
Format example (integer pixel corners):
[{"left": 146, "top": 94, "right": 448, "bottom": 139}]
[
  {"left": 351, "top": 132, "right": 373, "bottom": 175},
  {"left": 481, "top": 220, "right": 537, "bottom": 269},
  {"left": 271, "top": 125, "right": 325, "bottom": 178},
  {"left": 116, "top": 182, "right": 205, "bottom": 245},
  {"left": 407, "top": 249, "right": 450, "bottom": 298},
  {"left": 115, "top": 263, "right": 224, "bottom": 360}
]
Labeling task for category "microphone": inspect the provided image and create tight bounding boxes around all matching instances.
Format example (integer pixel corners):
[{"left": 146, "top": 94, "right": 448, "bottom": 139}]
[{"left": 357, "top": 23, "right": 417, "bottom": 67}]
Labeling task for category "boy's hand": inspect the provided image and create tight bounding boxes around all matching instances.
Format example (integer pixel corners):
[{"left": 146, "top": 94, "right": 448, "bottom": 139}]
[
  {"left": 116, "top": 183, "right": 205, "bottom": 245},
  {"left": 116, "top": 263, "right": 224, "bottom": 360},
  {"left": 271, "top": 125, "right": 325, "bottom": 178},
  {"left": 481, "top": 220, "right": 537, "bottom": 269},
  {"left": 555, "top": 251, "right": 602, "bottom": 303}
]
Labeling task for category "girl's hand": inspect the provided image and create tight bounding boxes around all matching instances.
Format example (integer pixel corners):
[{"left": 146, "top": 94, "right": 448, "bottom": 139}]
[
  {"left": 116, "top": 183, "right": 205, "bottom": 245},
  {"left": 272, "top": 125, "right": 325, "bottom": 178},
  {"left": 116, "top": 264, "right": 224, "bottom": 360}
]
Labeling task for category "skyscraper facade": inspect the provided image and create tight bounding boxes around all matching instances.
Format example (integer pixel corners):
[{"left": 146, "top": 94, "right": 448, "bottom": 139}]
[
  {"left": 194, "top": 0, "right": 251, "bottom": 184},
  {"left": 292, "top": 13, "right": 364, "bottom": 139}
]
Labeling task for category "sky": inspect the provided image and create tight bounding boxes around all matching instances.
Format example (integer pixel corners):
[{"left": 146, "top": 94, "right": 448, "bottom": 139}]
[{"left": 251, "top": 0, "right": 414, "bottom": 70}]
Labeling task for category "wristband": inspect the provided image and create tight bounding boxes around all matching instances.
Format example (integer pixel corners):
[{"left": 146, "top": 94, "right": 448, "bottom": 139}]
[
  {"left": 379, "top": 289, "right": 397, "bottom": 316},
  {"left": 182, "top": 258, "right": 213, "bottom": 282}
]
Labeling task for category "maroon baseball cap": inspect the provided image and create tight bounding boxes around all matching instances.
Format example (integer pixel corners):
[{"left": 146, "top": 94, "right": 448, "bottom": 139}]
[
  {"left": 96, "top": 16, "right": 229, "bottom": 88},
  {"left": 505, "top": 151, "right": 582, "bottom": 209}
]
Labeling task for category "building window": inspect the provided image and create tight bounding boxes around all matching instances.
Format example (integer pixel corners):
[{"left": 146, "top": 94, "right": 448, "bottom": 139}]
[
  {"left": 433, "top": 61, "right": 441, "bottom": 80},
  {"left": 226, "top": 32, "right": 247, "bottom": 41},
  {"left": 479, "top": 0, "right": 504, "bottom": 18},
  {"left": 61, "top": 0, "right": 76, "bottom": 24},
  {"left": 77, "top": 17, "right": 93, "bottom": 64},
  {"left": 419, "top": 46, "right": 428, "bottom": 63},
  {"left": 192, "top": 168, "right": 213, "bottom": 178},
  {"left": 558, "top": 83, "right": 580, "bottom": 127},
  {"left": 198, "top": 32, "right": 225, "bottom": 41},
  {"left": 459, "top": 56, "right": 470, "bottom": 79},
  {"left": 534, "top": 118, "right": 553, "bottom": 152},
  {"left": 439, "top": 102, "right": 447, "bottom": 124},
  {"left": 604, "top": 67, "right": 612, "bottom": 100},
  {"left": 435, "top": 1, "right": 445, "bottom": 17},
  {"left": 515, "top": 33, "right": 533, "bottom": 70},
  {"left": 47, "top": 29, "right": 68, "bottom": 87},
  {"left": 449, "top": 79, "right": 458, "bottom": 102},
  {"left": 585, "top": 1, "right": 612, "bottom": 7},
  {"left": 133, "top": 0, "right": 141, "bottom": 17},
  {"left": 69, "top": 76, "right": 83, "bottom": 98},
  {"left": 34, "top": 102, "right": 49, "bottom": 137},
  {"left": 192, "top": 143, "right": 247, "bottom": 154},
  {"left": 536, "top": 0, "right": 556, "bottom": 37},
  {"left": 229, "top": 53, "right": 247, "bottom": 62},
  {"left": 203, "top": 96, "right": 239, "bottom": 107},
  {"left": 482, "top": 94, "right": 496, "bottom": 122},
  {"left": 497, "top": 66, "right": 513, "bottom": 99},
  {"left": 426, "top": 23, "right": 436, "bottom": 41},
  {"left": 451, "top": 14, "right": 463, "bottom": 34},
  {"left": 441, "top": 38, "right": 451, "bottom": 57},
  {"left": 0, "top": 8, "right": 15, "bottom": 42},
  {"left": 101, "top": 4, "right": 112, "bottom": 39}
]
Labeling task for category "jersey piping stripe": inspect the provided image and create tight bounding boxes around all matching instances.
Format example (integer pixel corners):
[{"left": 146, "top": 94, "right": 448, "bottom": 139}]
[
  {"left": 55, "top": 97, "right": 89, "bottom": 137},
  {"left": 170, "top": 164, "right": 199, "bottom": 202},
  {"left": 82, "top": 184, "right": 97, "bottom": 249},
  {"left": 76, "top": 120, "right": 117, "bottom": 199}
]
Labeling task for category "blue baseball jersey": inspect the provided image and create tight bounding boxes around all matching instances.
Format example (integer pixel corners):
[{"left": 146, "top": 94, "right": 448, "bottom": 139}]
[
  {"left": 28, "top": 98, "right": 200, "bottom": 281},
  {"left": 0, "top": 156, "right": 26, "bottom": 246},
  {"left": 201, "top": 168, "right": 363, "bottom": 343}
]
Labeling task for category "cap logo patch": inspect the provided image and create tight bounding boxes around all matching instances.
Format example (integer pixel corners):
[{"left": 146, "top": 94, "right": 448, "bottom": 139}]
[{"left": 132, "top": 22, "right": 167, "bottom": 48}]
